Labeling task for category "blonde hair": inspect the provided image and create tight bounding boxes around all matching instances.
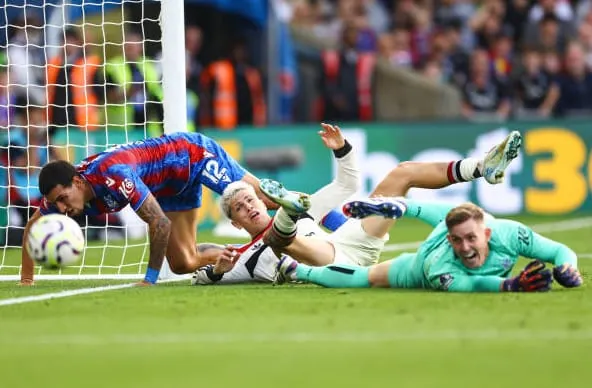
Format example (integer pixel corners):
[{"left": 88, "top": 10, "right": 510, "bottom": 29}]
[
  {"left": 445, "top": 202, "right": 485, "bottom": 230},
  {"left": 220, "top": 181, "right": 257, "bottom": 219}
]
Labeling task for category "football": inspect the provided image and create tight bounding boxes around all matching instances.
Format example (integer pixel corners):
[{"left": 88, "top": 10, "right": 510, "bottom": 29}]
[{"left": 26, "top": 214, "right": 85, "bottom": 269}]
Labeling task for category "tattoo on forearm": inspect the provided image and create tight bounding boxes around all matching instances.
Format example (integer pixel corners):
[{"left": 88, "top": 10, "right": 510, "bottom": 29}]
[{"left": 136, "top": 195, "right": 171, "bottom": 270}]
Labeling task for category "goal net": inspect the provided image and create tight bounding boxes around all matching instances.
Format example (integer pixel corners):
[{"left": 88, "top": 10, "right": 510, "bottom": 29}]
[{"left": 0, "top": 0, "right": 187, "bottom": 281}]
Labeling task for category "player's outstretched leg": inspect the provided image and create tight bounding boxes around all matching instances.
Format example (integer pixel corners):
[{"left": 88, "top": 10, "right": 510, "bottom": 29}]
[
  {"left": 275, "top": 255, "right": 372, "bottom": 288},
  {"left": 260, "top": 179, "right": 311, "bottom": 248},
  {"left": 481, "top": 130, "right": 522, "bottom": 184}
]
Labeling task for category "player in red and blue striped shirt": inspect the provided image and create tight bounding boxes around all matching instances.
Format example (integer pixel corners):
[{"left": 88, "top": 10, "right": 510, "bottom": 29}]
[{"left": 20, "top": 132, "right": 275, "bottom": 285}]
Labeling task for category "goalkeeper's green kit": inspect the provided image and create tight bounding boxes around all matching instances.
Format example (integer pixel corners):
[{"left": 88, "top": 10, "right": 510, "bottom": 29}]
[{"left": 295, "top": 200, "right": 577, "bottom": 292}]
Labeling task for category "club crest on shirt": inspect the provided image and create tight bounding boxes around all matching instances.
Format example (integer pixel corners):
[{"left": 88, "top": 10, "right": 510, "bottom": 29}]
[{"left": 119, "top": 178, "right": 135, "bottom": 199}]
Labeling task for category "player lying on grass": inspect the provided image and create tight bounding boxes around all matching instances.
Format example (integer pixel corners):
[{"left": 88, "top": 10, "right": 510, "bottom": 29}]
[
  {"left": 191, "top": 123, "right": 360, "bottom": 284},
  {"left": 20, "top": 132, "right": 278, "bottom": 286},
  {"left": 275, "top": 201, "right": 583, "bottom": 292},
  {"left": 195, "top": 129, "right": 526, "bottom": 285}
]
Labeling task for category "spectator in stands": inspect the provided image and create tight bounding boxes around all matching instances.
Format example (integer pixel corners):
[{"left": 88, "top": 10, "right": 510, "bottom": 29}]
[
  {"left": 6, "top": 15, "right": 46, "bottom": 108},
  {"left": 185, "top": 53, "right": 200, "bottom": 132},
  {"left": 542, "top": 48, "right": 562, "bottom": 75},
  {"left": 317, "top": 22, "right": 375, "bottom": 122},
  {"left": 433, "top": 0, "right": 476, "bottom": 50},
  {"left": 489, "top": 32, "right": 514, "bottom": 80},
  {"left": 513, "top": 48, "right": 559, "bottom": 118},
  {"left": 577, "top": 22, "right": 592, "bottom": 69},
  {"left": 522, "top": 11, "right": 576, "bottom": 54},
  {"left": 460, "top": 49, "right": 511, "bottom": 120},
  {"left": 200, "top": 37, "right": 266, "bottom": 129},
  {"left": 0, "top": 52, "right": 17, "bottom": 130},
  {"left": 443, "top": 20, "right": 470, "bottom": 88},
  {"left": 555, "top": 41, "right": 592, "bottom": 116},
  {"left": 46, "top": 27, "right": 117, "bottom": 135},
  {"left": 105, "top": 29, "right": 163, "bottom": 135},
  {"left": 469, "top": 0, "right": 506, "bottom": 50},
  {"left": 185, "top": 25, "right": 204, "bottom": 98},
  {"left": 504, "top": 0, "right": 531, "bottom": 46},
  {"left": 378, "top": 27, "right": 414, "bottom": 69}
]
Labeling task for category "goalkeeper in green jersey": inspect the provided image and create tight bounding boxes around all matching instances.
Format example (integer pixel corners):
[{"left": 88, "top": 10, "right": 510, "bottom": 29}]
[
  {"left": 276, "top": 200, "right": 582, "bottom": 292},
  {"left": 265, "top": 130, "right": 582, "bottom": 292}
]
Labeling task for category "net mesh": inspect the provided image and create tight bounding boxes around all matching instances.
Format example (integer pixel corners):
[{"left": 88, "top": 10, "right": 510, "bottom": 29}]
[{"left": 0, "top": 0, "right": 165, "bottom": 278}]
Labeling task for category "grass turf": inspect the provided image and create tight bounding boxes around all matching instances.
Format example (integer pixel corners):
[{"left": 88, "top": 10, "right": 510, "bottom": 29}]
[{"left": 0, "top": 214, "right": 591, "bottom": 387}]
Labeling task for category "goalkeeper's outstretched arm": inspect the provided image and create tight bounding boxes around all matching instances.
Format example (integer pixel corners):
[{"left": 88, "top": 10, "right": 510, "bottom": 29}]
[
  {"left": 509, "top": 220, "right": 578, "bottom": 267},
  {"left": 20, "top": 209, "right": 42, "bottom": 285}
]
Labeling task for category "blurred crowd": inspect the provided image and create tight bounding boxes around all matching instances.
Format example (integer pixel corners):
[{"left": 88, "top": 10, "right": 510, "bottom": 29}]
[{"left": 292, "top": 0, "right": 592, "bottom": 121}]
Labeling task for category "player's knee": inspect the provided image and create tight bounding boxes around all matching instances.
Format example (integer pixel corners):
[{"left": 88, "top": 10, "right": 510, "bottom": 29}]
[
  {"left": 385, "top": 161, "right": 416, "bottom": 191},
  {"left": 168, "top": 260, "right": 195, "bottom": 274}
]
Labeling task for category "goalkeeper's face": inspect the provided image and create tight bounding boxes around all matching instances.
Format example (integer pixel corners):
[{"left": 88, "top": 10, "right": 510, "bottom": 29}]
[
  {"left": 447, "top": 219, "right": 492, "bottom": 269},
  {"left": 228, "top": 189, "right": 271, "bottom": 236}
]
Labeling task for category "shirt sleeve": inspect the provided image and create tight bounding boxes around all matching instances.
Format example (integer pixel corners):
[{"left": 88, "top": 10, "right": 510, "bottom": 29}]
[
  {"left": 309, "top": 143, "right": 359, "bottom": 221},
  {"left": 105, "top": 166, "right": 151, "bottom": 212},
  {"left": 505, "top": 220, "right": 577, "bottom": 267},
  {"left": 430, "top": 271, "right": 503, "bottom": 293}
]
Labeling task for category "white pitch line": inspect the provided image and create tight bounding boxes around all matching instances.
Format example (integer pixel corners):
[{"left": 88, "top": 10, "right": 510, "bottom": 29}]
[
  {"left": 0, "top": 276, "right": 190, "bottom": 307},
  {"left": 0, "top": 283, "right": 136, "bottom": 306},
  {"left": 384, "top": 216, "right": 592, "bottom": 253},
  {"left": 4, "top": 330, "right": 592, "bottom": 345}
]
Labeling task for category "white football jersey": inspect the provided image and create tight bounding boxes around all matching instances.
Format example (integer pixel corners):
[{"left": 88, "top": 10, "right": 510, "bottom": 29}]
[
  {"left": 192, "top": 145, "right": 359, "bottom": 286},
  {"left": 192, "top": 217, "right": 327, "bottom": 285}
]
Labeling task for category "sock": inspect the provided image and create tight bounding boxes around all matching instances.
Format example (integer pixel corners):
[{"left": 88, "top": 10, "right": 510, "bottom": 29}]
[
  {"left": 321, "top": 209, "right": 348, "bottom": 232},
  {"left": 447, "top": 158, "right": 482, "bottom": 183},
  {"left": 273, "top": 207, "right": 297, "bottom": 236},
  {"left": 295, "top": 263, "right": 371, "bottom": 288}
]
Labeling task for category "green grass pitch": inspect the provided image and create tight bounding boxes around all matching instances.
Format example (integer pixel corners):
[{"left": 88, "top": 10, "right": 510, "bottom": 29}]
[{"left": 1, "top": 214, "right": 591, "bottom": 388}]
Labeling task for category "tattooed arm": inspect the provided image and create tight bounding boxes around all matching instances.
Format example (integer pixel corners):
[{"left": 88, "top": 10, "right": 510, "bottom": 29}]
[{"left": 135, "top": 193, "right": 172, "bottom": 284}]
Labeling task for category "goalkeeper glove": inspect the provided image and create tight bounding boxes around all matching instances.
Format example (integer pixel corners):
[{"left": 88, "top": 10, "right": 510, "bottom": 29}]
[
  {"left": 553, "top": 264, "right": 583, "bottom": 288},
  {"left": 502, "top": 260, "right": 552, "bottom": 292}
]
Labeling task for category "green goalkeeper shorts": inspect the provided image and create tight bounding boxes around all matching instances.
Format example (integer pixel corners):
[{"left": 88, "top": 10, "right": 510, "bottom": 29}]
[{"left": 387, "top": 253, "right": 425, "bottom": 289}]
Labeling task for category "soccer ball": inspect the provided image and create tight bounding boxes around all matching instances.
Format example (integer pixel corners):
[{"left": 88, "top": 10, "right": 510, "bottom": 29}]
[{"left": 26, "top": 214, "right": 85, "bottom": 269}]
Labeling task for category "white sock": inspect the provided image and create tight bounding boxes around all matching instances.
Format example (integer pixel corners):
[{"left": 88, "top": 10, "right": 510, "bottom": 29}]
[
  {"left": 448, "top": 158, "right": 482, "bottom": 183},
  {"left": 273, "top": 208, "right": 297, "bottom": 236}
]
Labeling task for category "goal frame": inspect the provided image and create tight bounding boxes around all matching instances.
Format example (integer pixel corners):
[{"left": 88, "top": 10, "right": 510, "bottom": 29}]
[{"left": 0, "top": 0, "right": 187, "bottom": 282}]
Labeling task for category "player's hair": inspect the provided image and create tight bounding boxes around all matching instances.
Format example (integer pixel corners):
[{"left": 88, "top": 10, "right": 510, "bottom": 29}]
[
  {"left": 39, "top": 160, "right": 78, "bottom": 196},
  {"left": 445, "top": 202, "right": 485, "bottom": 230},
  {"left": 220, "top": 181, "right": 257, "bottom": 219}
]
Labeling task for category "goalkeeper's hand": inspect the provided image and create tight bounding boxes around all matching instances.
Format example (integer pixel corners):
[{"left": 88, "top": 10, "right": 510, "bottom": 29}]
[
  {"left": 502, "top": 260, "right": 553, "bottom": 292},
  {"left": 553, "top": 264, "right": 583, "bottom": 288}
]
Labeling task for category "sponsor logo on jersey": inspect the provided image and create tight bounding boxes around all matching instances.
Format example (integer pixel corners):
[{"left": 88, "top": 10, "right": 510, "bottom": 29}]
[
  {"left": 103, "top": 194, "right": 119, "bottom": 210},
  {"left": 105, "top": 177, "right": 116, "bottom": 187},
  {"left": 119, "top": 178, "right": 135, "bottom": 199}
]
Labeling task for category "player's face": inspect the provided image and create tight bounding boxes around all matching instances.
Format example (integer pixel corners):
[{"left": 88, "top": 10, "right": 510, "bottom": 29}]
[
  {"left": 447, "top": 219, "right": 491, "bottom": 269},
  {"left": 46, "top": 179, "right": 86, "bottom": 217},
  {"left": 229, "top": 189, "right": 271, "bottom": 236}
]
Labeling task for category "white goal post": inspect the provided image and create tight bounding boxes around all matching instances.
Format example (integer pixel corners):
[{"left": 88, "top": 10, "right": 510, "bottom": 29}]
[{"left": 0, "top": 0, "right": 187, "bottom": 281}]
